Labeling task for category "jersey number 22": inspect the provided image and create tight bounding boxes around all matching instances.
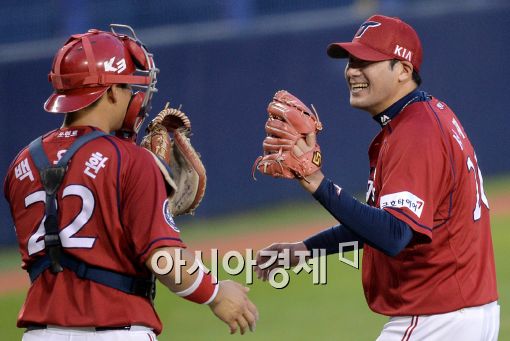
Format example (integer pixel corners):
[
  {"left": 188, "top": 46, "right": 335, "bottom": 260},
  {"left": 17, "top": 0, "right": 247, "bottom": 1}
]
[{"left": 25, "top": 185, "right": 96, "bottom": 255}]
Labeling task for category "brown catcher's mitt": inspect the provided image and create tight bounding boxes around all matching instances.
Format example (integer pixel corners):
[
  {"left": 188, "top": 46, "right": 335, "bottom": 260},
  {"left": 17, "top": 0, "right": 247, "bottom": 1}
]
[
  {"left": 253, "top": 90, "right": 323, "bottom": 179},
  {"left": 141, "top": 103, "right": 206, "bottom": 216}
]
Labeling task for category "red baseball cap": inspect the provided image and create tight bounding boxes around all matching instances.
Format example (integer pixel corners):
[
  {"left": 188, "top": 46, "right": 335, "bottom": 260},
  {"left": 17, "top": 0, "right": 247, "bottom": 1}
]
[{"left": 327, "top": 15, "right": 423, "bottom": 72}]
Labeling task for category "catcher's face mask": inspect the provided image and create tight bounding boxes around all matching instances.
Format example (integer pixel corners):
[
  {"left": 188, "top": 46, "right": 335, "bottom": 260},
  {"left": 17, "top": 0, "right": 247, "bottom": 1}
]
[{"left": 44, "top": 24, "right": 159, "bottom": 140}]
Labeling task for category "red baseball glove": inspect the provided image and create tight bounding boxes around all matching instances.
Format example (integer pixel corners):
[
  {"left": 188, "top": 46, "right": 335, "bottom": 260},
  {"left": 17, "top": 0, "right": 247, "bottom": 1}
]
[
  {"left": 141, "top": 103, "right": 206, "bottom": 216},
  {"left": 253, "top": 90, "right": 323, "bottom": 179}
]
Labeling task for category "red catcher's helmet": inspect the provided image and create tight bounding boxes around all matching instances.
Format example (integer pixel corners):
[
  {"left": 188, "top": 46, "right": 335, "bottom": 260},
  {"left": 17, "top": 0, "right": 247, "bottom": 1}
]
[{"left": 44, "top": 24, "right": 158, "bottom": 138}]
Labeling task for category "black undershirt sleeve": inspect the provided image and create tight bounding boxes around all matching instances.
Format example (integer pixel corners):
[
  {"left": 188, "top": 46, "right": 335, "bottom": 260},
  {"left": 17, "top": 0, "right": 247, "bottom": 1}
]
[{"left": 305, "top": 178, "right": 413, "bottom": 257}]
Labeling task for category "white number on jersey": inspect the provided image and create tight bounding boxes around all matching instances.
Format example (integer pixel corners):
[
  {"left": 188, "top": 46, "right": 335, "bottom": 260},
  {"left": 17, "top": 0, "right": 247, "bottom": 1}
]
[
  {"left": 26, "top": 185, "right": 96, "bottom": 255},
  {"left": 466, "top": 155, "right": 489, "bottom": 221}
]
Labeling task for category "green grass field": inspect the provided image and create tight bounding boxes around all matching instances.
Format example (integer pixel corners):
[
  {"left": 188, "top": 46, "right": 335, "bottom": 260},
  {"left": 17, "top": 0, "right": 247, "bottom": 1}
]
[{"left": 1, "top": 176, "right": 509, "bottom": 340}]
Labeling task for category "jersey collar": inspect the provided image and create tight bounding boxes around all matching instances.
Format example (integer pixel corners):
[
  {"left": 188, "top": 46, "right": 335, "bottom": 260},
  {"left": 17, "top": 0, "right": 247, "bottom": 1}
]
[{"left": 373, "top": 89, "right": 430, "bottom": 127}]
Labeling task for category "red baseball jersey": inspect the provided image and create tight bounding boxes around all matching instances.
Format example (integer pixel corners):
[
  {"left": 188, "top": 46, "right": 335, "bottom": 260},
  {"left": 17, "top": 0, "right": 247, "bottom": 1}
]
[
  {"left": 4, "top": 126, "right": 185, "bottom": 334},
  {"left": 363, "top": 96, "right": 498, "bottom": 315}
]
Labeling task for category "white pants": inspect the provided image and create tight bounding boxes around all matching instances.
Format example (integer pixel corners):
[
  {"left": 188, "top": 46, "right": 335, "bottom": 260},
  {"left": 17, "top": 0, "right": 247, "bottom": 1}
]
[
  {"left": 22, "top": 325, "right": 158, "bottom": 341},
  {"left": 377, "top": 301, "right": 500, "bottom": 341}
]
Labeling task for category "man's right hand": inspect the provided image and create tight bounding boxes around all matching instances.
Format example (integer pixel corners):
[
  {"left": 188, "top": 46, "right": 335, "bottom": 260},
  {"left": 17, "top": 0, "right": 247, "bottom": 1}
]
[
  {"left": 255, "top": 242, "right": 308, "bottom": 281},
  {"left": 208, "top": 280, "right": 259, "bottom": 335}
]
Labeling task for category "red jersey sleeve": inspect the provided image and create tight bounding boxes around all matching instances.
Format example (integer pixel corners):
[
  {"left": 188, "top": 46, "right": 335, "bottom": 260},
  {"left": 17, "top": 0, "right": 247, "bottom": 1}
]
[
  {"left": 376, "top": 111, "right": 452, "bottom": 240},
  {"left": 120, "top": 145, "right": 186, "bottom": 264}
]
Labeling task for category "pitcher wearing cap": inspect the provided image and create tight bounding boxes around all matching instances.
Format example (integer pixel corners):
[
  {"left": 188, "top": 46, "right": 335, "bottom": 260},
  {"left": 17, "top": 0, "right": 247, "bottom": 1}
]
[{"left": 255, "top": 14, "right": 499, "bottom": 340}]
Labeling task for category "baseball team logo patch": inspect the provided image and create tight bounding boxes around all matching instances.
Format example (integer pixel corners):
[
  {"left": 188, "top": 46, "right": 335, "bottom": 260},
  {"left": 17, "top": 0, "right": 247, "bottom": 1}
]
[
  {"left": 355, "top": 21, "right": 381, "bottom": 38},
  {"left": 163, "top": 199, "right": 180, "bottom": 232}
]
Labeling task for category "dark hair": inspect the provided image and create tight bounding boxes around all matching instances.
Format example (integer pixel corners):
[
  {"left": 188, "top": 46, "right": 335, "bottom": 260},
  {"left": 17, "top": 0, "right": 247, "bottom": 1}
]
[
  {"left": 117, "top": 83, "right": 131, "bottom": 89},
  {"left": 390, "top": 59, "right": 422, "bottom": 86}
]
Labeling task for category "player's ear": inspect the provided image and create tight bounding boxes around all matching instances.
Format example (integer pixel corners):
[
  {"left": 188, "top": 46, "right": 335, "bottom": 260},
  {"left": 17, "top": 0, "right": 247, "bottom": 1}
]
[
  {"left": 398, "top": 61, "right": 414, "bottom": 83},
  {"left": 106, "top": 85, "right": 120, "bottom": 104}
]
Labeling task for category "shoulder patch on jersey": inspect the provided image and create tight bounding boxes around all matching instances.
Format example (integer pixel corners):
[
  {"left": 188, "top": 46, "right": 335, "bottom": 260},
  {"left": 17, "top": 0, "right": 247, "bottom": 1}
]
[
  {"left": 379, "top": 191, "right": 425, "bottom": 218},
  {"left": 163, "top": 199, "right": 180, "bottom": 232}
]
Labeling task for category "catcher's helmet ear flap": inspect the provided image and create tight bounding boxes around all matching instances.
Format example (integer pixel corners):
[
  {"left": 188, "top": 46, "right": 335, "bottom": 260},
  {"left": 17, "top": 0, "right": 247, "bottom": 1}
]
[
  {"left": 44, "top": 24, "right": 158, "bottom": 138},
  {"left": 109, "top": 24, "right": 158, "bottom": 140},
  {"left": 116, "top": 91, "right": 146, "bottom": 141}
]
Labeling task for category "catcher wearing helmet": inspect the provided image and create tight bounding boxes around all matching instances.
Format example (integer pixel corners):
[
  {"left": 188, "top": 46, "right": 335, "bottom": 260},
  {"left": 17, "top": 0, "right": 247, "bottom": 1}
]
[{"left": 4, "top": 25, "right": 257, "bottom": 340}]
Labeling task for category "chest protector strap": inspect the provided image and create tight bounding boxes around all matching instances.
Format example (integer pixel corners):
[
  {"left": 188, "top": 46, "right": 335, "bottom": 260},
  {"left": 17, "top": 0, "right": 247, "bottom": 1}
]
[{"left": 26, "top": 131, "right": 155, "bottom": 300}]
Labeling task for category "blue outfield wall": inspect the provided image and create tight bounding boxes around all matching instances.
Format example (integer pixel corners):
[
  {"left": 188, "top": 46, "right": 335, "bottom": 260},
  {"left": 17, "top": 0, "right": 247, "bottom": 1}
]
[{"left": 1, "top": 6, "right": 509, "bottom": 245}]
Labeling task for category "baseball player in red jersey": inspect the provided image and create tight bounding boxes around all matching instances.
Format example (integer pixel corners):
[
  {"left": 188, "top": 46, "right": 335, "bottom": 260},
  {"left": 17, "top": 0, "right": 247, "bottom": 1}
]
[
  {"left": 255, "top": 15, "right": 499, "bottom": 340},
  {"left": 4, "top": 25, "right": 257, "bottom": 340}
]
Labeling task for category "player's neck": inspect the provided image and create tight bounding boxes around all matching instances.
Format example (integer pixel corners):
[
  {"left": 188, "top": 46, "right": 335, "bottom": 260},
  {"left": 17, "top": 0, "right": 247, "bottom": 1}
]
[
  {"left": 371, "top": 83, "right": 418, "bottom": 116},
  {"left": 62, "top": 109, "right": 111, "bottom": 133}
]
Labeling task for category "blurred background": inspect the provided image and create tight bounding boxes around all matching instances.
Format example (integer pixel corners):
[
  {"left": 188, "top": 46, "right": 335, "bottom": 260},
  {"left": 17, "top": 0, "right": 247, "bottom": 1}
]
[{"left": 0, "top": 0, "right": 510, "bottom": 339}]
